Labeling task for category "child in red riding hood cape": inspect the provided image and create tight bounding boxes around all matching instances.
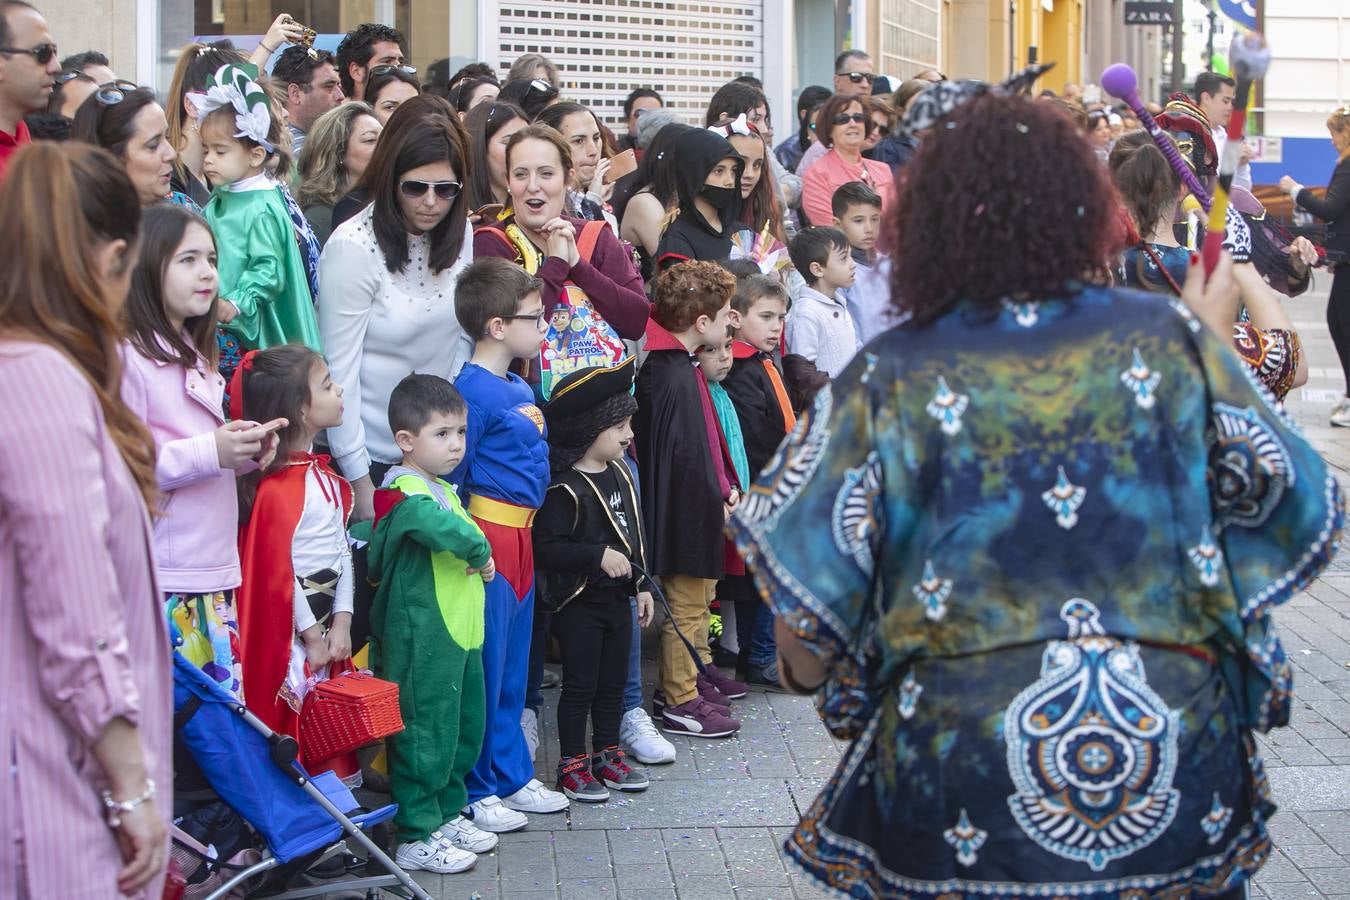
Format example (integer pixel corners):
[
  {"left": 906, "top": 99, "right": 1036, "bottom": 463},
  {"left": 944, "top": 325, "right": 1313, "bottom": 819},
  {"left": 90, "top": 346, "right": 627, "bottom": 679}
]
[{"left": 234, "top": 344, "right": 360, "bottom": 782}]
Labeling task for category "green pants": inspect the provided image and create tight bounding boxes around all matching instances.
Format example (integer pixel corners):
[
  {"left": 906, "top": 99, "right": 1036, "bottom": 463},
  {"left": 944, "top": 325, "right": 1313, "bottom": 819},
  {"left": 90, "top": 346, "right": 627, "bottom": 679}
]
[{"left": 380, "top": 616, "right": 486, "bottom": 842}]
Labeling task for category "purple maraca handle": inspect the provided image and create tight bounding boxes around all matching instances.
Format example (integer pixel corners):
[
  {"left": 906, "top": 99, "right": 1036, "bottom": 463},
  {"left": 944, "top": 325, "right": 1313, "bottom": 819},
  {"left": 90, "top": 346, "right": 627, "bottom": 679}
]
[{"left": 1101, "top": 63, "right": 1212, "bottom": 209}]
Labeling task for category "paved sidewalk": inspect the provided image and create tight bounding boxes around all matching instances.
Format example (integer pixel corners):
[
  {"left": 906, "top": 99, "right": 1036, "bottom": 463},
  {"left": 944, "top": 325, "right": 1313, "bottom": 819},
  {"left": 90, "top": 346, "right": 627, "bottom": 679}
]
[{"left": 403, "top": 280, "right": 1350, "bottom": 900}]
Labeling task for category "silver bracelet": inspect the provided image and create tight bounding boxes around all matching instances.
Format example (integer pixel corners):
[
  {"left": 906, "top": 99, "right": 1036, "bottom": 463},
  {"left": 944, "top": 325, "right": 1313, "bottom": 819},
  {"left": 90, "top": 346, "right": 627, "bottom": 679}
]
[{"left": 101, "top": 777, "right": 156, "bottom": 828}]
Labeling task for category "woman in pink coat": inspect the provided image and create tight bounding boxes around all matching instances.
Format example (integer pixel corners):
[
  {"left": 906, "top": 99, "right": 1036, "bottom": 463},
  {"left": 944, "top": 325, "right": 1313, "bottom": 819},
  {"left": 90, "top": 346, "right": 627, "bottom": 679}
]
[
  {"left": 800, "top": 92, "right": 895, "bottom": 228},
  {"left": 0, "top": 144, "right": 170, "bottom": 898}
]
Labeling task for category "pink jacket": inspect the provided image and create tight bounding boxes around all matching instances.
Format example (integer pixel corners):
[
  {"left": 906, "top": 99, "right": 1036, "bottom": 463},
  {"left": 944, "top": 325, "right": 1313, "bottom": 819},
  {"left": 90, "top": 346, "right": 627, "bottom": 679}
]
[
  {"left": 0, "top": 341, "right": 171, "bottom": 899},
  {"left": 120, "top": 337, "right": 242, "bottom": 593},
  {"left": 800, "top": 148, "right": 895, "bottom": 228}
]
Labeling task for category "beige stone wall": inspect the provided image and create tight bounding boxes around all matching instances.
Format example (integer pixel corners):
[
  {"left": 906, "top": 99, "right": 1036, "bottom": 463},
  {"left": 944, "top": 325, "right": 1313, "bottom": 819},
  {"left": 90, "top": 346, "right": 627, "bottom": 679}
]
[{"left": 43, "top": 0, "right": 139, "bottom": 79}]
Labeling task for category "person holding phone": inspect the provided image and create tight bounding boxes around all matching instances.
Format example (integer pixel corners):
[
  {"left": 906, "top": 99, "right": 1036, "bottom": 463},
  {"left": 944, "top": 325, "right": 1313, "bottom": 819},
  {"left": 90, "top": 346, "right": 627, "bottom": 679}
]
[
  {"left": 536, "top": 102, "right": 624, "bottom": 231},
  {"left": 120, "top": 204, "right": 284, "bottom": 698}
]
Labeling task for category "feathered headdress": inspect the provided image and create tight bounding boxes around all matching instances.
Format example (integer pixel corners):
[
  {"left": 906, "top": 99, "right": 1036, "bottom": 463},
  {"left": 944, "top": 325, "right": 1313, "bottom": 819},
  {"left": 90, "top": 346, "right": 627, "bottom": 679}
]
[{"left": 187, "top": 63, "right": 275, "bottom": 152}]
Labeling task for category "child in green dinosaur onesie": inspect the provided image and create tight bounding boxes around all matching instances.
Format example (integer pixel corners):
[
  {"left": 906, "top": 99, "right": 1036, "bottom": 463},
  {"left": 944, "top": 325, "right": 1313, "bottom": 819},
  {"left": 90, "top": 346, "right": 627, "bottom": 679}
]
[{"left": 368, "top": 373, "right": 498, "bottom": 875}]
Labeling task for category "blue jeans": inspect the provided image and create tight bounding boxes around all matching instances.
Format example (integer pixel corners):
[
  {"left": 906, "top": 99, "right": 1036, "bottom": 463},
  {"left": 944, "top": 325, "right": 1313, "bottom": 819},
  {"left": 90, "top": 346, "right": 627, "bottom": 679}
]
[{"left": 728, "top": 573, "right": 776, "bottom": 668}]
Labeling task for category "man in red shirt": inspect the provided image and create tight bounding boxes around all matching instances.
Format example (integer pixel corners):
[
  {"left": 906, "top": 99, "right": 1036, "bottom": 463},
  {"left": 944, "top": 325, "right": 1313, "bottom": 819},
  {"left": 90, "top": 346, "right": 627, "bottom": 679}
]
[{"left": 0, "top": 2, "right": 61, "bottom": 179}]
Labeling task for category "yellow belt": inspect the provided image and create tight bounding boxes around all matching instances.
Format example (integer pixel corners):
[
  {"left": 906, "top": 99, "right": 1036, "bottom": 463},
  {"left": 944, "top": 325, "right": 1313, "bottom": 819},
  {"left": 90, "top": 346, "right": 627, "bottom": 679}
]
[{"left": 468, "top": 495, "right": 537, "bottom": 528}]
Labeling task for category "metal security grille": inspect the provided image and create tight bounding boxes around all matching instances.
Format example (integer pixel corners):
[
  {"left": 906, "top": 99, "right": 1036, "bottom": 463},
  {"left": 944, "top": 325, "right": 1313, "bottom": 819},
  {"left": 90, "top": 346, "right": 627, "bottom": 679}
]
[{"left": 497, "top": 0, "right": 764, "bottom": 131}]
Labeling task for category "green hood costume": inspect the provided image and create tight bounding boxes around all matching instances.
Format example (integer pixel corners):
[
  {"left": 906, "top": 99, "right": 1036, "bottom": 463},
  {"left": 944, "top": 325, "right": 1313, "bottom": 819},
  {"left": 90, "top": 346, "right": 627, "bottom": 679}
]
[{"left": 368, "top": 469, "right": 492, "bottom": 842}]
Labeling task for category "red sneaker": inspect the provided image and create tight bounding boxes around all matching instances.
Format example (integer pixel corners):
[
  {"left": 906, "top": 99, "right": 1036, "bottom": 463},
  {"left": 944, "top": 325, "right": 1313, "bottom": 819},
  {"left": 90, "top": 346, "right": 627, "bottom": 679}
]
[
  {"left": 592, "top": 746, "right": 649, "bottom": 791},
  {"left": 556, "top": 753, "right": 609, "bottom": 802}
]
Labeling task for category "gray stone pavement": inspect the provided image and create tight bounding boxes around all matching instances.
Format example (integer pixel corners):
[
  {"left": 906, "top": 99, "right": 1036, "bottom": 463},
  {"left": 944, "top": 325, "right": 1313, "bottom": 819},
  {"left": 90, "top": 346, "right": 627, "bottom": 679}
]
[{"left": 401, "top": 279, "right": 1350, "bottom": 900}]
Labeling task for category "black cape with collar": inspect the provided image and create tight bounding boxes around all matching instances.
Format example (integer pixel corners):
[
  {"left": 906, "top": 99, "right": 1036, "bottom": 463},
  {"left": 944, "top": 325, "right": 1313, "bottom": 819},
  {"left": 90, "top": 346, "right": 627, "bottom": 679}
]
[
  {"left": 723, "top": 340, "right": 791, "bottom": 476},
  {"left": 634, "top": 319, "right": 728, "bottom": 580}
]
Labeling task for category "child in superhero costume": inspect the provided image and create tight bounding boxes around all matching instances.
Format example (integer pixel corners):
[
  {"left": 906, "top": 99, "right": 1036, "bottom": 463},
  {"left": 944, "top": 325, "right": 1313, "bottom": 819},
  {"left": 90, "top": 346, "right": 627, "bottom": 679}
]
[
  {"left": 367, "top": 374, "right": 498, "bottom": 874},
  {"left": 450, "top": 258, "right": 570, "bottom": 831},
  {"left": 234, "top": 345, "right": 357, "bottom": 782}
]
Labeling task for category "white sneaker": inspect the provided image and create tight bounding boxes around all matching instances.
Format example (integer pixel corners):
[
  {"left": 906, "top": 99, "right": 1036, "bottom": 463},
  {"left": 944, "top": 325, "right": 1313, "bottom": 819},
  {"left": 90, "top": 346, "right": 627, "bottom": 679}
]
[
  {"left": 1332, "top": 398, "right": 1350, "bottom": 427},
  {"left": 463, "top": 795, "right": 528, "bottom": 833},
  {"left": 521, "top": 707, "right": 540, "bottom": 762},
  {"left": 620, "top": 706, "right": 677, "bottom": 764},
  {"left": 395, "top": 838, "right": 476, "bottom": 874},
  {"left": 436, "top": 815, "right": 498, "bottom": 854},
  {"left": 502, "top": 778, "right": 569, "bottom": 813}
]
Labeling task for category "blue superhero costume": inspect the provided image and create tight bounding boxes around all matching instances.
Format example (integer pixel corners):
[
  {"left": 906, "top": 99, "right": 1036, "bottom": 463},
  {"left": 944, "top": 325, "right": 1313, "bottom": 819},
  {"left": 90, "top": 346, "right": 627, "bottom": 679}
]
[{"left": 451, "top": 363, "right": 550, "bottom": 804}]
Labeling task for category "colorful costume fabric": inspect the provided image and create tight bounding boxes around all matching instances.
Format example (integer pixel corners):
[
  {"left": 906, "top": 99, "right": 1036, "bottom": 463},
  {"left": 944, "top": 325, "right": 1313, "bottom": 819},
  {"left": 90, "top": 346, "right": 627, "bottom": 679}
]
[
  {"left": 451, "top": 363, "right": 550, "bottom": 802},
  {"left": 167, "top": 590, "right": 242, "bottom": 699},
  {"left": 1120, "top": 242, "right": 1302, "bottom": 399},
  {"left": 728, "top": 285, "right": 1343, "bottom": 898},
  {"left": 204, "top": 177, "right": 322, "bottom": 353},
  {"left": 369, "top": 469, "right": 492, "bottom": 842}
]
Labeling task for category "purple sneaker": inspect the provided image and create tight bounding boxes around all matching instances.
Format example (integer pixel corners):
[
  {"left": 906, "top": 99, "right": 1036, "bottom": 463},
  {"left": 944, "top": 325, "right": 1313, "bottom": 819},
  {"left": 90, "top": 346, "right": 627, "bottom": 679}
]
[
  {"left": 660, "top": 697, "right": 741, "bottom": 739},
  {"left": 652, "top": 688, "right": 730, "bottom": 719},
  {"left": 699, "top": 667, "right": 748, "bottom": 700}
]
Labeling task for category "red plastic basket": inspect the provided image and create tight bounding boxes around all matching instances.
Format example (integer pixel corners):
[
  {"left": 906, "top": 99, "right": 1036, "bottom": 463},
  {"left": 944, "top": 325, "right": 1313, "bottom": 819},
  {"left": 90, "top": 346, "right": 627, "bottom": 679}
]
[{"left": 301, "top": 672, "right": 404, "bottom": 761}]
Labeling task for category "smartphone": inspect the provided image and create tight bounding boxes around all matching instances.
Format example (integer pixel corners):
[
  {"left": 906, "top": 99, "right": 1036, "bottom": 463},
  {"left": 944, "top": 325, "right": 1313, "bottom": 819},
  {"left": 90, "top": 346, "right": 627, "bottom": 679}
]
[
  {"left": 604, "top": 149, "right": 638, "bottom": 184},
  {"left": 475, "top": 203, "right": 504, "bottom": 220}
]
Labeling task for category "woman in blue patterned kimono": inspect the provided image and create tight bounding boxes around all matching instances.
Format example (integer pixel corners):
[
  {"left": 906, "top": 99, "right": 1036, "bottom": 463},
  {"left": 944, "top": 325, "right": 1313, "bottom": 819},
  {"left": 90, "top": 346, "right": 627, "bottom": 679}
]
[{"left": 727, "top": 93, "right": 1343, "bottom": 899}]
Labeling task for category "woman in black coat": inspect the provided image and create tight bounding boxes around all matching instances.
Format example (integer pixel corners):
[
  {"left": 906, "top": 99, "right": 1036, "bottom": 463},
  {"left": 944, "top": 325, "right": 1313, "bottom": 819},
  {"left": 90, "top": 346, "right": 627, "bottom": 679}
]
[{"left": 1283, "top": 108, "right": 1350, "bottom": 424}]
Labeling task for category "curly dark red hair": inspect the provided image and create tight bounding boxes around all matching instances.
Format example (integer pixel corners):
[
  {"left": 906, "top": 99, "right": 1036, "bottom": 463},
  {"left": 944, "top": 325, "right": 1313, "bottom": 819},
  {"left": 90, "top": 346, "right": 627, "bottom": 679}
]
[{"left": 890, "top": 93, "right": 1119, "bottom": 326}]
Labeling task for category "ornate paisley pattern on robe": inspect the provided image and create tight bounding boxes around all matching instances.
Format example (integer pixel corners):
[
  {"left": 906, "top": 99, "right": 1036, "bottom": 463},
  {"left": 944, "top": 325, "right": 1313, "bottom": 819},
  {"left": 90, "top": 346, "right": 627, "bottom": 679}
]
[{"left": 727, "top": 286, "right": 1342, "bottom": 899}]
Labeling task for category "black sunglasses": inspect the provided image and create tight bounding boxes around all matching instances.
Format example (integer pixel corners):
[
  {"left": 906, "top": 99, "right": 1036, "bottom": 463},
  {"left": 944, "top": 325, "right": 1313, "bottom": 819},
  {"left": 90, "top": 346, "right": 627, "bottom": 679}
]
[
  {"left": 837, "top": 72, "right": 875, "bottom": 84},
  {"left": 370, "top": 64, "right": 417, "bottom": 77},
  {"left": 0, "top": 42, "right": 57, "bottom": 65},
  {"left": 832, "top": 112, "right": 868, "bottom": 126},
  {"left": 399, "top": 179, "right": 462, "bottom": 201},
  {"left": 873, "top": 123, "right": 890, "bottom": 138}
]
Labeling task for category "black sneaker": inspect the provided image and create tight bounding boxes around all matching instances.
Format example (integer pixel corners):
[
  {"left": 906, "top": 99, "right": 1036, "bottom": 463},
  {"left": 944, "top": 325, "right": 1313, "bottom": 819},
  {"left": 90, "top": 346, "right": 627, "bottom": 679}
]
[
  {"left": 746, "top": 660, "right": 790, "bottom": 693},
  {"left": 592, "top": 746, "right": 649, "bottom": 792},
  {"left": 557, "top": 754, "right": 609, "bottom": 802}
]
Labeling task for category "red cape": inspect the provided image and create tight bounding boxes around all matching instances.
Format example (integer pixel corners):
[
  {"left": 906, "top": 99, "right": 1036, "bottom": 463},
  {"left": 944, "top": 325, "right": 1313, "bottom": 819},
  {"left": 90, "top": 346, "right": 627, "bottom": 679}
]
[{"left": 238, "top": 455, "right": 353, "bottom": 767}]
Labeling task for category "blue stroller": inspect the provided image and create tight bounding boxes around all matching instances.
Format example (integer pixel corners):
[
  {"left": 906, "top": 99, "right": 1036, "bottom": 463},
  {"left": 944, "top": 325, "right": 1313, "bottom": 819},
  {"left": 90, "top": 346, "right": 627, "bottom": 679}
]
[{"left": 171, "top": 653, "right": 433, "bottom": 899}]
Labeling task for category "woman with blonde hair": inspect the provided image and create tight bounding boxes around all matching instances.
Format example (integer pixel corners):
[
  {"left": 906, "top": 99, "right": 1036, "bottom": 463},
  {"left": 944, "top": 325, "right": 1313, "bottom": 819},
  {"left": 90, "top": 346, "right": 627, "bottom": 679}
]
[
  {"left": 297, "top": 101, "right": 382, "bottom": 247},
  {"left": 1282, "top": 107, "right": 1350, "bottom": 424},
  {"left": 0, "top": 142, "right": 171, "bottom": 898}
]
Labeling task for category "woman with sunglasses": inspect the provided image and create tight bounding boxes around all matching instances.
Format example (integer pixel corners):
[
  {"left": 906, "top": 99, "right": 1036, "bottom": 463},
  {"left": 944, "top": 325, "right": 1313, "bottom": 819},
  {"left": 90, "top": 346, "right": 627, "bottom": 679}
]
[
  {"left": 498, "top": 77, "right": 561, "bottom": 121},
  {"left": 365, "top": 64, "right": 420, "bottom": 125},
  {"left": 70, "top": 86, "right": 185, "bottom": 209},
  {"left": 318, "top": 107, "right": 475, "bottom": 522},
  {"left": 799, "top": 92, "right": 894, "bottom": 228}
]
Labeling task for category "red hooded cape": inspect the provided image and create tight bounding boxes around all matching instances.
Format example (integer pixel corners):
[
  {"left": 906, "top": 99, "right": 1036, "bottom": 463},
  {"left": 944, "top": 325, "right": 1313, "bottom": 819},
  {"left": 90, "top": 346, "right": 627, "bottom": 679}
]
[{"left": 238, "top": 454, "right": 355, "bottom": 772}]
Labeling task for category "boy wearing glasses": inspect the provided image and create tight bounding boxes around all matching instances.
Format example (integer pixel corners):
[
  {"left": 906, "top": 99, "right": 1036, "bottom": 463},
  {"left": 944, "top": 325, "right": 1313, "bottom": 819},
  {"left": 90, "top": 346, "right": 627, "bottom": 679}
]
[
  {"left": 450, "top": 257, "right": 571, "bottom": 832},
  {"left": 0, "top": 1, "right": 62, "bottom": 179}
]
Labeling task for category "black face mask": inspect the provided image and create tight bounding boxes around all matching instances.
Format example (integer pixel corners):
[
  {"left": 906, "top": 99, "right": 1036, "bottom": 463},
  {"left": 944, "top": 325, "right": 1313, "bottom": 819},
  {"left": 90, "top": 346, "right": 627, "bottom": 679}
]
[{"left": 699, "top": 183, "right": 739, "bottom": 210}]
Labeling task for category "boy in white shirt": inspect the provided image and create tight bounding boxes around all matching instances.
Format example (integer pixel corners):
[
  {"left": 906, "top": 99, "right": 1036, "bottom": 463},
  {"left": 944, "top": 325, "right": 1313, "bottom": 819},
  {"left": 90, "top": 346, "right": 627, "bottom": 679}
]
[
  {"left": 785, "top": 226, "right": 859, "bottom": 378},
  {"left": 832, "top": 181, "right": 895, "bottom": 344}
]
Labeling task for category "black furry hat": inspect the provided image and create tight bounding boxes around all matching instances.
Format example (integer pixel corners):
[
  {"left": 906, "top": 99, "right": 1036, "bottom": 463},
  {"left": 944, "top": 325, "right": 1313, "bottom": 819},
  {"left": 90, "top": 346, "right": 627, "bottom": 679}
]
[{"left": 545, "top": 358, "right": 638, "bottom": 472}]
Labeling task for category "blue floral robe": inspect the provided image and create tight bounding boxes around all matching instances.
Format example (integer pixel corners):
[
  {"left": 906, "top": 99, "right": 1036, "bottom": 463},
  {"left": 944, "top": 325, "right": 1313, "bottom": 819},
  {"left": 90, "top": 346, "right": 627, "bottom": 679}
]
[{"left": 727, "top": 285, "right": 1343, "bottom": 898}]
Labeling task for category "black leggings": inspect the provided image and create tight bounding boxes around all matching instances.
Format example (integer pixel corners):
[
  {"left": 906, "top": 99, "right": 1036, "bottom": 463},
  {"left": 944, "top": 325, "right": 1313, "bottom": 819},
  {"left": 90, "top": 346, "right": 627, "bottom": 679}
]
[
  {"left": 1327, "top": 267, "right": 1350, "bottom": 395},
  {"left": 552, "top": 588, "right": 632, "bottom": 759}
]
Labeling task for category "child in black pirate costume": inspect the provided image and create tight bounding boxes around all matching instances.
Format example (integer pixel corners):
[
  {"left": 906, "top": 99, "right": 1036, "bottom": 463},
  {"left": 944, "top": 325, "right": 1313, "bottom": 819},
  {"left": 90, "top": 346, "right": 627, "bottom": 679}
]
[{"left": 534, "top": 358, "right": 656, "bottom": 802}]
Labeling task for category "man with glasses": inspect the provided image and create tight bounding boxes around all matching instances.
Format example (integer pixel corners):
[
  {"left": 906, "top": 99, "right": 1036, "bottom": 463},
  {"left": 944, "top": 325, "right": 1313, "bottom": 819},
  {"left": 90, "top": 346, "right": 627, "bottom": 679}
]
[
  {"left": 0, "top": 0, "right": 61, "bottom": 178},
  {"left": 273, "top": 45, "right": 344, "bottom": 157},
  {"left": 834, "top": 49, "right": 874, "bottom": 98},
  {"left": 335, "top": 22, "right": 407, "bottom": 103}
]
